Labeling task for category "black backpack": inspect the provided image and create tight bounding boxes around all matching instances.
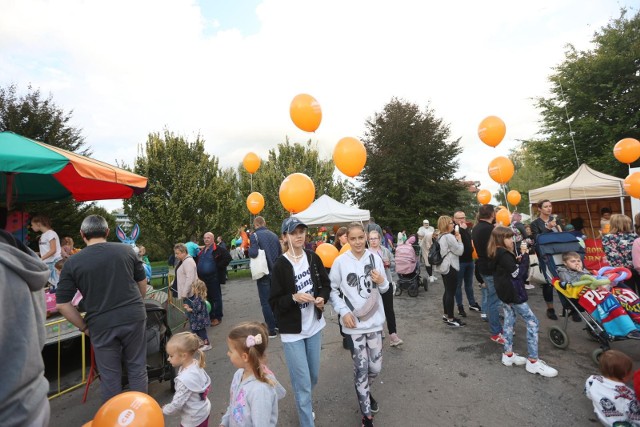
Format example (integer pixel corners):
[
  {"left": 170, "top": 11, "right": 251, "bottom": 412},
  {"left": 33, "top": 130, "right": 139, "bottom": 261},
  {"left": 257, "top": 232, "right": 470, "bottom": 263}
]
[{"left": 427, "top": 235, "right": 447, "bottom": 266}]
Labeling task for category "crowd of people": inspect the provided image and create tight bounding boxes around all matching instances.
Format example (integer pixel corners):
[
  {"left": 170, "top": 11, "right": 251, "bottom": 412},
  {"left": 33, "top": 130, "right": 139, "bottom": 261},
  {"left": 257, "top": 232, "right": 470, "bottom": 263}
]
[{"left": 6, "top": 200, "right": 640, "bottom": 426}]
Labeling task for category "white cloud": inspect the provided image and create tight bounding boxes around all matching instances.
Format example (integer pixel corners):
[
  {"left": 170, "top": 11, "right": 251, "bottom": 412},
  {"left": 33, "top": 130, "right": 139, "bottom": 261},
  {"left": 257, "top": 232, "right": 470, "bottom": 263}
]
[{"left": 0, "top": 0, "right": 634, "bottom": 210}]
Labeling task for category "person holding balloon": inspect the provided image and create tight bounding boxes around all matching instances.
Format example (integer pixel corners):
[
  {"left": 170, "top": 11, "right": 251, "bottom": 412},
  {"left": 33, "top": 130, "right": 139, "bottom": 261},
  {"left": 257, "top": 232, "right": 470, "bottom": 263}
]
[
  {"left": 183, "top": 280, "right": 212, "bottom": 351},
  {"left": 269, "top": 217, "right": 330, "bottom": 427}
]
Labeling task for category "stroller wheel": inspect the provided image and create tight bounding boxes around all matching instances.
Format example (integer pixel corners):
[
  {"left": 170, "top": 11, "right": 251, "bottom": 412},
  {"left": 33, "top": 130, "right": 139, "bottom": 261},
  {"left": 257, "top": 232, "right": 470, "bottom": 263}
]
[
  {"left": 421, "top": 278, "right": 428, "bottom": 292},
  {"left": 548, "top": 326, "right": 569, "bottom": 349},
  {"left": 591, "top": 348, "right": 605, "bottom": 365},
  {"left": 408, "top": 284, "right": 419, "bottom": 297}
]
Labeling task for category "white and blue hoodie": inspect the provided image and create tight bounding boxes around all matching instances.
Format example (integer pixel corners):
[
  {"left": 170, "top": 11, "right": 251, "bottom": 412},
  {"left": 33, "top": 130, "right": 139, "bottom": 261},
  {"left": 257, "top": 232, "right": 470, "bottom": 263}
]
[{"left": 329, "top": 248, "right": 389, "bottom": 335}]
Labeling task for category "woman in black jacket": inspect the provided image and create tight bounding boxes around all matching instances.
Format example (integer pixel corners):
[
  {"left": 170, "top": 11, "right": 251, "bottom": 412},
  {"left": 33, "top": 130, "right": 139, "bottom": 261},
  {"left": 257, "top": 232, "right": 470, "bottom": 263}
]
[
  {"left": 269, "top": 217, "right": 330, "bottom": 426},
  {"left": 489, "top": 226, "right": 558, "bottom": 378}
]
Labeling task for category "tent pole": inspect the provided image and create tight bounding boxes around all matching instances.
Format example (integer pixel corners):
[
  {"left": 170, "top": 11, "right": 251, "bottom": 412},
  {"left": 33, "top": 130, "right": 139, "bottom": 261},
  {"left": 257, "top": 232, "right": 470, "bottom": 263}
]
[{"left": 621, "top": 196, "right": 625, "bottom": 215}]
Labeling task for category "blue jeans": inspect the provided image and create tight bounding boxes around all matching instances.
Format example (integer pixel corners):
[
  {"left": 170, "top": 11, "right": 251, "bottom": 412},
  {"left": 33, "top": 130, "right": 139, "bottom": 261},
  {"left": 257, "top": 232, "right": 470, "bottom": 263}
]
[
  {"left": 257, "top": 274, "right": 277, "bottom": 334},
  {"left": 481, "top": 285, "right": 488, "bottom": 316},
  {"left": 502, "top": 302, "right": 539, "bottom": 359},
  {"left": 282, "top": 330, "right": 323, "bottom": 427},
  {"left": 481, "top": 274, "right": 503, "bottom": 336},
  {"left": 455, "top": 261, "right": 477, "bottom": 306}
]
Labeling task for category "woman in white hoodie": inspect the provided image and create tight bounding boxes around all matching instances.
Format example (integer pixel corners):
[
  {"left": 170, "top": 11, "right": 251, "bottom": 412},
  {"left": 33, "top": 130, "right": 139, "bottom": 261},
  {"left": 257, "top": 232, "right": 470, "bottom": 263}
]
[{"left": 329, "top": 222, "right": 389, "bottom": 427}]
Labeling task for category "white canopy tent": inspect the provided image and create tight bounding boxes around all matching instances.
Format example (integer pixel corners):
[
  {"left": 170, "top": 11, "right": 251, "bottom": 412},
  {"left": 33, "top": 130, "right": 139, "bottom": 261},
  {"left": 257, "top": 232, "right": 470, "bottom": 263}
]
[
  {"left": 292, "top": 194, "right": 370, "bottom": 226},
  {"left": 528, "top": 163, "right": 626, "bottom": 212}
]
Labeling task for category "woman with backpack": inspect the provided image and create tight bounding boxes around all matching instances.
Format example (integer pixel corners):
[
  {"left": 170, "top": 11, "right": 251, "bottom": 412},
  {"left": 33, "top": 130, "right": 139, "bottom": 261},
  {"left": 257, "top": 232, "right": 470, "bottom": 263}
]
[{"left": 433, "top": 216, "right": 464, "bottom": 327}]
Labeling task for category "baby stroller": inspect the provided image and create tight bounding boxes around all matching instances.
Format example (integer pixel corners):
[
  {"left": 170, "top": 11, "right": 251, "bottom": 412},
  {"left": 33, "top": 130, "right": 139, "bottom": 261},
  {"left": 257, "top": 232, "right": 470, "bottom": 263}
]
[
  {"left": 536, "top": 232, "right": 615, "bottom": 364},
  {"left": 122, "top": 299, "right": 176, "bottom": 391},
  {"left": 394, "top": 242, "right": 428, "bottom": 297}
]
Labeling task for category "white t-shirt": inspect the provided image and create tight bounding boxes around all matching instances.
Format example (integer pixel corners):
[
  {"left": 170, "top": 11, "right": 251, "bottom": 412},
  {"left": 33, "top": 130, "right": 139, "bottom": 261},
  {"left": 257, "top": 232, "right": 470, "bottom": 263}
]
[
  {"left": 280, "top": 254, "right": 325, "bottom": 343},
  {"left": 585, "top": 375, "right": 640, "bottom": 426},
  {"left": 39, "top": 229, "right": 61, "bottom": 262}
]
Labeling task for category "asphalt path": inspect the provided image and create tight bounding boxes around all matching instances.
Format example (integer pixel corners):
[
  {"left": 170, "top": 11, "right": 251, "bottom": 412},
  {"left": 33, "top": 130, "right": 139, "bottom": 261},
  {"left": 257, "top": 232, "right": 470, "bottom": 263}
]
[{"left": 49, "top": 269, "right": 640, "bottom": 426}]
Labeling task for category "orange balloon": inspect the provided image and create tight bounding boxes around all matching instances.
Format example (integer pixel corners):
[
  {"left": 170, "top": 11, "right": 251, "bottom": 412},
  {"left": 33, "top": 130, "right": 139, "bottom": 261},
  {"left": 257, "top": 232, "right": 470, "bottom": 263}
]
[
  {"left": 316, "top": 242, "right": 339, "bottom": 268},
  {"left": 92, "top": 391, "right": 164, "bottom": 427},
  {"left": 488, "top": 156, "right": 515, "bottom": 184},
  {"left": 339, "top": 243, "right": 351, "bottom": 255},
  {"left": 624, "top": 172, "right": 640, "bottom": 198},
  {"left": 507, "top": 190, "right": 521, "bottom": 206},
  {"left": 614, "top": 138, "right": 640, "bottom": 164},
  {"left": 496, "top": 208, "right": 511, "bottom": 226},
  {"left": 497, "top": 205, "right": 507, "bottom": 211},
  {"left": 82, "top": 423, "right": 93, "bottom": 427},
  {"left": 246, "top": 192, "right": 265, "bottom": 214},
  {"left": 478, "top": 116, "right": 506, "bottom": 148},
  {"left": 333, "top": 137, "right": 367, "bottom": 177},
  {"left": 243, "top": 152, "right": 261, "bottom": 174},
  {"left": 477, "top": 189, "right": 491, "bottom": 204},
  {"left": 279, "top": 173, "right": 315, "bottom": 213},
  {"left": 290, "top": 94, "right": 322, "bottom": 132}
]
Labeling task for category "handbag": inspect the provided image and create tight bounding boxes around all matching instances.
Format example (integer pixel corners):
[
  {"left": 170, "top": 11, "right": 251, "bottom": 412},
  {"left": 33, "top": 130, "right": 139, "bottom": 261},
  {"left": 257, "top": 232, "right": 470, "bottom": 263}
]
[
  {"left": 527, "top": 254, "right": 547, "bottom": 285},
  {"left": 250, "top": 234, "right": 270, "bottom": 280},
  {"left": 342, "top": 254, "right": 380, "bottom": 321}
]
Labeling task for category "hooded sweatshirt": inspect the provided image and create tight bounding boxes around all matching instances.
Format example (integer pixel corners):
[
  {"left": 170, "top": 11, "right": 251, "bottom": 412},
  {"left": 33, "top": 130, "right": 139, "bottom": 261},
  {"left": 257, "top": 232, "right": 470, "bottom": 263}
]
[
  {"left": 0, "top": 231, "right": 51, "bottom": 427},
  {"left": 329, "top": 248, "right": 389, "bottom": 334},
  {"left": 220, "top": 368, "right": 286, "bottom": 427},
  {"left": 162, "top": 360, "right": 212, "bottom": 427}
]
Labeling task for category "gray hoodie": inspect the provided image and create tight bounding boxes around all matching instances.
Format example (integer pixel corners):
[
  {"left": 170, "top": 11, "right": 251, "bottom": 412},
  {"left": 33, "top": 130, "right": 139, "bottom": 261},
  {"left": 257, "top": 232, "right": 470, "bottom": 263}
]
[{"left": 0, "top": 232, "right": 51, "bottom": 427}]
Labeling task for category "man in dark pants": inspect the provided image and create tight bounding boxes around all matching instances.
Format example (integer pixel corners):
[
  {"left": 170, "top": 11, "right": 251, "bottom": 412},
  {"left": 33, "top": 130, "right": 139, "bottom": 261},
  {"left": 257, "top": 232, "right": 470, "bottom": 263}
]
[
  {"left": 198, "top": 231, "right": 222, "bottom": 326},
  {"left": 249, "top": 216, "right": 282, "bottom": 338},
  {"left": 453, "top": 211, "right": 481, "bottom": 318},
  {"left": 56, "top": 215, "right": 148, "bottom": 402}
]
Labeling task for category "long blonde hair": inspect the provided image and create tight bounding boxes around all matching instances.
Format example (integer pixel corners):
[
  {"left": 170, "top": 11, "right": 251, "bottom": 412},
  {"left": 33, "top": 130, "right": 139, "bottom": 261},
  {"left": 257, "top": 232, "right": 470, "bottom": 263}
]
[
  {"left": 436, "top": 215, "right": 452, "bottom": 237},
  {"left": 192, "top": 279, "right": 208, "bottom": 300},
  {"left": 167, "top": 332, "right": 206, "bottom": 368},
  {"left": 228, "top": 322, "right": 273, "bottom": 385}
]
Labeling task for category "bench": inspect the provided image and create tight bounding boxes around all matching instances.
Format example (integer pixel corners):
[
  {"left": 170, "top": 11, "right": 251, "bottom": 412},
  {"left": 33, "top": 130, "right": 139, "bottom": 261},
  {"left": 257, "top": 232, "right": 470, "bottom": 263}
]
[
  {"left": 227, "top": 258, "right": 250, "bottom": 273},
  {"left": 151, "top": 266, "right": 170, "bottom": 287}
]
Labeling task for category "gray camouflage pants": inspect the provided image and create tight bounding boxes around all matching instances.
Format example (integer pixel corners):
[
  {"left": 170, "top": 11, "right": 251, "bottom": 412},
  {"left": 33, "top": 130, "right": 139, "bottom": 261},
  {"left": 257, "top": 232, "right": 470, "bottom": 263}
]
[{"left": 348, "top": 331, "right": 383, "bottom": 417}]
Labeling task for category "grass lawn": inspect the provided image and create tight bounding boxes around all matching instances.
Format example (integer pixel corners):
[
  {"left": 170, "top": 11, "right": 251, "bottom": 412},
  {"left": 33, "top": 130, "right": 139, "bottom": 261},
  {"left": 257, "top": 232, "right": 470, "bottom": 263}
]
[{"left": 148, "top": 260, "right": 251, "bottom": 288}]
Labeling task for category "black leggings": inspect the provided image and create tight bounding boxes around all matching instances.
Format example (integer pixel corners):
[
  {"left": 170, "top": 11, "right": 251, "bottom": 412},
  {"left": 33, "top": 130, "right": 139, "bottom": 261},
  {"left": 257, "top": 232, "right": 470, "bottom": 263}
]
[
  {"left": 381, "top": 287, "right": 397, "bottom": 334},
  {"left": 425, "top": 265, "right": 433, "bottom": 277},
  {"left": 542, "top": 282, "right": 571, "bottom": 309},
  {"left": 441, "top": 268, "right": 458, "bottom": 318}
]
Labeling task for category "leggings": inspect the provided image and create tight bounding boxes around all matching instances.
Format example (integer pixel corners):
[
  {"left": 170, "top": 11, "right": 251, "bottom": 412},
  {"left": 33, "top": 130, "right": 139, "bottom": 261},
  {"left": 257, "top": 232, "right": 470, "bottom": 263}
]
[
  {"left": 425, "top": 264, "right": 433, "bottom": 277},
  {"left": 441, "top": 268, "right": 458, "bottom": 318},
  {"left": 381, "top": 287, "right": 397, "bottom": 334},
  {"left": 349, "top": 331, "right": 383, "bottom": 417}
]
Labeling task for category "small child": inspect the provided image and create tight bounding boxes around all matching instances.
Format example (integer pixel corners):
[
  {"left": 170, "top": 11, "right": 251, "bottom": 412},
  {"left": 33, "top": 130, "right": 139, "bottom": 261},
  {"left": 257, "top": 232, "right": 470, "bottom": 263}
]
[
  {"left": 162, "top": 332, "right": 212, "bottom": 427},
  {"left": 556, "top": 251, "right": 589, "bottom": 322},
  {"left": 489, "top": 226, "right": 558, "bottom": 378},
  {"left": 184, "top": 280, "right": 212, "bottom": 351},
  {"left": 585, "top": 350, "right": 640, "bottom": 426},
  {"left": 220, "top": 322, "right": 285, "bottom": 427}
]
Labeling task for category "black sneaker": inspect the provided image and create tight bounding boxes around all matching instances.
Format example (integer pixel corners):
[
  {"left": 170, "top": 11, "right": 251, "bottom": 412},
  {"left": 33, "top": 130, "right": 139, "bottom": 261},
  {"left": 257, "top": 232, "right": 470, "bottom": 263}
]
[
  {"left": 361, "top": 415, "right": 374, "bottom": 427},
  {"left": 446, "top": 318, "right": 466, "bottom": 327},
  {"left": 469, "top": 302, "right": 481, "bottom": 312},
  {"left": 458, "top": 305, "right": 467, "bottom": 317},
  {"left": 370, "top": 395, "right": 379, "bottom": 413},
  {"left": 547, "top": 308, "right": 558, "bottom": 320}
]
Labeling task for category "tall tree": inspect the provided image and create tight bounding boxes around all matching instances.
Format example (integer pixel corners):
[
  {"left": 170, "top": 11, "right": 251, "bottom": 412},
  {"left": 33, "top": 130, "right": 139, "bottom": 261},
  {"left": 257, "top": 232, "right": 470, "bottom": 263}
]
[
  {"left": 355, "top": 98, "right": 466, "bottom": 232},
  {"left": 237, "top": 140, "right": 345, "bottom": 232},
  {"left": 0, "top": 83, "right": 93, "bottom": 243},
  {"left": 525, "top": 10, "right": 640, "bottom": 179},
  {"left": 123, "top": 130, "right": 242, "bottom": 258}
]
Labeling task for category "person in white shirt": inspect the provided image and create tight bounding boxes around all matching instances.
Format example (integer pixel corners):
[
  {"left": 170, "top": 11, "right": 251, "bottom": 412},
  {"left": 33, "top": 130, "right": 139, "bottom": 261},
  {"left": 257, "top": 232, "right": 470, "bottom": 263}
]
[
  {"left": 417, "top": 219, "right": 436, "bottom": 282},
  {"left": 31, "top": 215, "right": 62, "bottom": 288}
]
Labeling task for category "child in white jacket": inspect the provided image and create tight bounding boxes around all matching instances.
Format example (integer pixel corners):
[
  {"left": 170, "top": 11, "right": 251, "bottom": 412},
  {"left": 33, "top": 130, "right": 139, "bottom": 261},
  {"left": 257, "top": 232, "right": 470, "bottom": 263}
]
[{"left": 329, "top": 222, "right": 389, "bottom": 427}]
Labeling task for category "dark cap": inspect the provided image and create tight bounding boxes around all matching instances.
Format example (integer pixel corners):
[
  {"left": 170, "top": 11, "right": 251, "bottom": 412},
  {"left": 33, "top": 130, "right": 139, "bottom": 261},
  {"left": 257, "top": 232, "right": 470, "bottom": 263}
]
[{"left": 281, "top": 217, "right": 308, "bottom": 234}]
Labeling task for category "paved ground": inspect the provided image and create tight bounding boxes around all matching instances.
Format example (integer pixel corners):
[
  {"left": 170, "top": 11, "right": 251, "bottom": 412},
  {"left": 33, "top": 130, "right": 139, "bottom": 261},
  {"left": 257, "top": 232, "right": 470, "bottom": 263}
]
[{"left": 49, "top": 269, "right": 640, "bottom": 426}]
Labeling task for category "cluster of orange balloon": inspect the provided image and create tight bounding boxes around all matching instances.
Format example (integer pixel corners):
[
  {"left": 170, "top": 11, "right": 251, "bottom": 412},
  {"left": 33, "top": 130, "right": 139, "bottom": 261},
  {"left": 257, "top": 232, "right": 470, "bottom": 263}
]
[
  {"left": 82, "top": 392, "right": 164, "bottom": 427},
  {"left": 279, "top": 172, "right": 315, "bottom": 213},
  {"left": 243, "top": 152, "right": 265, "bottom": 215},
  {"left": 333, "top": 137, "right": 367, "bottom": 177},
  {"left": 290, "top": 94, "right": 322, "bottom": 133},
  {"left": 614, "top": 137, "right": 640, "bottom": 198}
]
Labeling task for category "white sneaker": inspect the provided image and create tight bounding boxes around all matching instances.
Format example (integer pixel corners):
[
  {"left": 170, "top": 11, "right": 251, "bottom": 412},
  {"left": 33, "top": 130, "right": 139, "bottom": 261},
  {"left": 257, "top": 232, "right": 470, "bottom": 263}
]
[
  {"left": 502, "top": 352, "right": 527, "bottom": 366},
  {"left": 199, "top": 344, "right": 212, "bottom": 351},
  {"left": 526, "top": 359, "right": 558, "bottom": 377},
  {"left": 524, "top": 284, "right": 535, "bottom": 290},
  {"left": 389, "top": 333, "right": 404, "bottom": 347},
  {"left": 429, "top": 276, "right": 436, "bottom": 282}
]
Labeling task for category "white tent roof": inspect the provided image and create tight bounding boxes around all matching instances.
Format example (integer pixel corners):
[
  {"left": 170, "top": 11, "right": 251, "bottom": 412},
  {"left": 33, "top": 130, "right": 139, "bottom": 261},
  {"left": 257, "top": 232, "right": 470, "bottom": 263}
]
[
  {"left": 529, "top": 163, "right": 625, "bottom": 202},
  {"left": 292, "top": 194, "right": 370, "bottom": 226}
]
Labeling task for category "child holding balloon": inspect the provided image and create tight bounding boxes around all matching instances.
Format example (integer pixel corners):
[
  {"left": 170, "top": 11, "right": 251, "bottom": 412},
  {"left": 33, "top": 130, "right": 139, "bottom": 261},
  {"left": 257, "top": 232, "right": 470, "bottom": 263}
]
[{"left": 184, "top": 280, "right": 212, "bottom": 351}]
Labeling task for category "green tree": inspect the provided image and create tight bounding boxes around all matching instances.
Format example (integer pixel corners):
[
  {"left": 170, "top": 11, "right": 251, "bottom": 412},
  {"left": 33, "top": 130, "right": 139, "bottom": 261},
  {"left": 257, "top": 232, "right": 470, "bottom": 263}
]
[
  {"left": 123, "top": 130, "right": 242, "bottom": 258},
  {"left": 0, "top": 83, "right": 94, "bottom": 244},
  {"left": 354, "top": 97, "right": 466, "bottom": 232},
  {"left": 526, "top": 10, "right": 640, "bottom": 179},
  {"left": 237, "top": 140, "right": 345, "bottom": 233},
  {"left": 494, "top": 143, "right": 554, "bottom": 210}
]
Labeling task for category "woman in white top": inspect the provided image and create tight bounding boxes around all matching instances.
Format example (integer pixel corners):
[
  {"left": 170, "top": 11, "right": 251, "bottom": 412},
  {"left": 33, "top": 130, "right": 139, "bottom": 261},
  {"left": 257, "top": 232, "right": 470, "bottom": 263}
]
[
  {"left": 173, "top": 243, "right": 197, "bottom": 299},
  {"left": 433, "top": 216, "right": 464, "bottom": 327},
  {"left": 31, "top": 215, "right": 62, "bottom": 288}
]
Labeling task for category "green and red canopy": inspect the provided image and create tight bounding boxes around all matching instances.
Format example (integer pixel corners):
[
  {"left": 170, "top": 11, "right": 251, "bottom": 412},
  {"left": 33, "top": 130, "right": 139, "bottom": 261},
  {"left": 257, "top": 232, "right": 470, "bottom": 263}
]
[{"left": 0, "top": 131, "right": 148, "bottom": 208}]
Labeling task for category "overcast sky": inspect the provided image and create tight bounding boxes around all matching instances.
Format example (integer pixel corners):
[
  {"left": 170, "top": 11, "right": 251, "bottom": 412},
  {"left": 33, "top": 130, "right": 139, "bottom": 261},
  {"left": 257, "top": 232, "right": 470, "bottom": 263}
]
[{"left": 1, "top": 0, "right": 635, "bottom": 211}]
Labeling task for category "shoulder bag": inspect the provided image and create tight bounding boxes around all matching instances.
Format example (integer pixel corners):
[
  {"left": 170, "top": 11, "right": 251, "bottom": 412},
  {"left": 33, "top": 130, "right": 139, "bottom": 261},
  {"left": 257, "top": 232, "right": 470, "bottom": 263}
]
[{"left": 250, "top": 233, "right": 269, "bottom": 280}]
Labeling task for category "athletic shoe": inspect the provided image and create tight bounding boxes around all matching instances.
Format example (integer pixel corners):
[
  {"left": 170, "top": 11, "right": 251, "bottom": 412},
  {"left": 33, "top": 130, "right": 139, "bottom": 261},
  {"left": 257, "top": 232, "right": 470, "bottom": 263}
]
[
  {"left": 627, "top": 330, "right": 640, "bottom": 340},
  {"left": 446, "top": 318, "right": 466, "bottom": 327},
  {"left": 502, "top": 352, "right": 527, "bottom": 366},
  {"left": 429, "top": 276, "right": 436, "bottom": 282},
  {"left": 370, "top": 395, "right": 379, "bottom": 413},
  {"left": 458, "top": 305, "right": 467, "bottom": 317},
  {"left": 524, "top": 283, "right": 535, "bottom": 290},
  {"left": 546, "top": 308, "right": 558, "bottom": 320},
  {"left": 312, "top": 411, "right": 316, "bottom": 421},
  {"left": 469, "top": 303, "right": 481, "bottom": 312},
  {"left": 442, "top": 314, "right": 448, "bottom": 322},
  {"left": 199, "top": 344, "right": 212, "bottom": 351},
  {"left": 269, "top": 330, "right": 278, "bottom": 338},
  {"left": 526, "top": 359, "right": 558, "bottom": 377},
  {"left": 362, "top": 415, "right": 374, "bottom": 427},
  {"left": 389, "top": 333, "right": 404, "bottom": 347},
  {"left": 480, "top": 313, "right": 488, "bottom": 321},
  {"left": 491, "top": 333, "right": 506, "bottom": 345}
]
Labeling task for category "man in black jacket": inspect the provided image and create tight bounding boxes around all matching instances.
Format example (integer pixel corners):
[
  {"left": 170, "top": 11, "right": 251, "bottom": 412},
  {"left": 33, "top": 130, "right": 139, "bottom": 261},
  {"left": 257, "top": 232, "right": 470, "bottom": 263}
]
[
  {"left": 454, "top": 211, "right": 481, "bottom": 317},
  {"left": 471, "top": 204, "right": 505, "bottom": 345}
]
